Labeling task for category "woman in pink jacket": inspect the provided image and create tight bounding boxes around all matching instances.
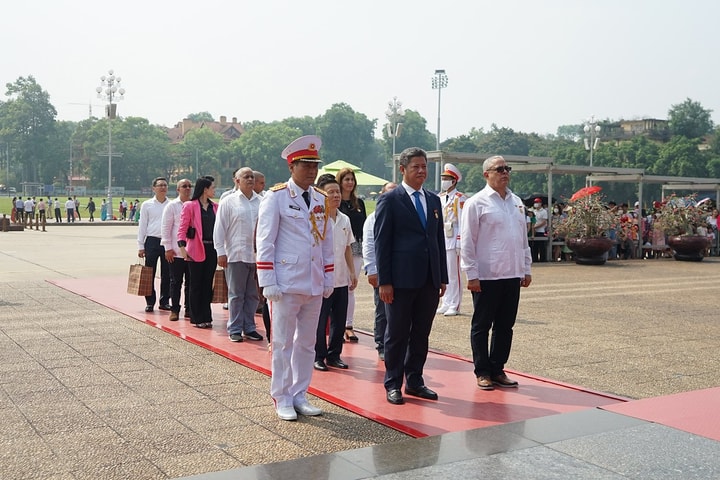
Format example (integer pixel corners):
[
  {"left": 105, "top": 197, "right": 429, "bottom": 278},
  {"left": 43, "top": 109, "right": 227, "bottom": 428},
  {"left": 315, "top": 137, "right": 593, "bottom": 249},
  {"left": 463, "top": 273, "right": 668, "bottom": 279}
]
[{"left": 178, "top": 176, "right": 218, "bottom": 328}]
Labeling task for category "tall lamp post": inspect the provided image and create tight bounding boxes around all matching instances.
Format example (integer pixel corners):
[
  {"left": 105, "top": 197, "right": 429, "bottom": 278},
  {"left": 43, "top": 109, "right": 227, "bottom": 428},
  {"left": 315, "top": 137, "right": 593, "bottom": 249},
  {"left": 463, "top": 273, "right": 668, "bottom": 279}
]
[
  {"left": 583, "top": 115, "right": 601, "bottom": 167},
  {"left": 432, "top": 69, "right": 448, "bottom": 190},
  {"left": 96, "top": 69, "right": 125, "bottom": 220},
  {"left": 385, "top": 97, "right": 404, "bottom": 183}
]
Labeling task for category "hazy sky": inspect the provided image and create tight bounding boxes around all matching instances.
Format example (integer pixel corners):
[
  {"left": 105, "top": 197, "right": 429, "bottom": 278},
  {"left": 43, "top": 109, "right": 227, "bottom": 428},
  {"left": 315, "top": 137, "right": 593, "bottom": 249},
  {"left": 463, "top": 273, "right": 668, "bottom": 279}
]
[{"left": 3, "top": 1, "right": 718, "bottom": 140}]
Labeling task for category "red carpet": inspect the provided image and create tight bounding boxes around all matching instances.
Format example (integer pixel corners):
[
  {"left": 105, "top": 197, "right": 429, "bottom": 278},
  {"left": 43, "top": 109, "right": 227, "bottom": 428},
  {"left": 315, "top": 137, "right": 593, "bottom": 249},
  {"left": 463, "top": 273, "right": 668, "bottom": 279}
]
[
  {"left": 51, "top": 276, "right": 626, "bottom": 437},
  {"left": 601, "top": 387, "right": 720, "bottom": 442}
]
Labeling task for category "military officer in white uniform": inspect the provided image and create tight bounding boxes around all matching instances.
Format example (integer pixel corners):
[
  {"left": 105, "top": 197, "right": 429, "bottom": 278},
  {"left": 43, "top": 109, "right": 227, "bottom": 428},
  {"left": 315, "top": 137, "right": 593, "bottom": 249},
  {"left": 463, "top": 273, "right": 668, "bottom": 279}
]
[
  {"left": 437, "top": 163, "right": 467, "bottom": 316},
  {"left": 256, "top": 135, "right": 335, "bottom": 421}
]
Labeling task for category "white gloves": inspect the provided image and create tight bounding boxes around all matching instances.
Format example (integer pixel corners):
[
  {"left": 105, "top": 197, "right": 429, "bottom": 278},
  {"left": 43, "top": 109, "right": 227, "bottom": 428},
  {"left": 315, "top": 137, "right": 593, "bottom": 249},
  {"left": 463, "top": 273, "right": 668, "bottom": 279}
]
[
  {"left": 323, "top": 286, "right": 334, "bottom": 298},
  {"left": 264, "top": 285, "right": 283, "bottom": 302}
]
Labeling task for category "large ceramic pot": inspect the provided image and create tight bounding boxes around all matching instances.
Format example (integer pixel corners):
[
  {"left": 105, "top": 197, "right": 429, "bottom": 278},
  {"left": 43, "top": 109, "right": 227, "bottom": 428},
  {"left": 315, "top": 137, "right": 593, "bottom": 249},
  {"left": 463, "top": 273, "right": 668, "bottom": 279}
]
[
  {"left": 565, "top": 237, "right": 614, "bottom": 265},
  {"left": 667, "top": 235, "right": 711, "bottom": 261}
]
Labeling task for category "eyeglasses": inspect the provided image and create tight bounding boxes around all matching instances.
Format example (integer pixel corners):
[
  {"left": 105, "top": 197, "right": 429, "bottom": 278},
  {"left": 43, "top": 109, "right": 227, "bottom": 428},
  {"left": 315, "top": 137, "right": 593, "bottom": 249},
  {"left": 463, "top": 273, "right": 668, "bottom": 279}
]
[{"left": 488, "top": 166, "right": 512, "bottom": 173}]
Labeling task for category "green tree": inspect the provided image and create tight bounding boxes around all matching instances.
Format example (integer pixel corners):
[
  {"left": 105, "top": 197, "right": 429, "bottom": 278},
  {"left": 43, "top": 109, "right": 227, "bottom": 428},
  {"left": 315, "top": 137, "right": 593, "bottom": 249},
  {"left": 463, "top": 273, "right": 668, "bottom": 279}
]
[
  {"left": 0, "top": 76, "right": 58, "bottom": 184},
  {"left": 652, "top": 136, "right": 706, "bottom": 178},
  {"left": 235, "top": 122, "right": 303, "bottom": 186},
  {"left": 186, "top": 111, "right": 215, "bottom": 122},
  {"left": 85, "top": 117, "right": 173, "bottom": 190},
  {"left": 667, "top": 98, "right": 714, "bottom": 138},
  {"left": 317, "top": 103, "right": 376, "bottom": 168}
]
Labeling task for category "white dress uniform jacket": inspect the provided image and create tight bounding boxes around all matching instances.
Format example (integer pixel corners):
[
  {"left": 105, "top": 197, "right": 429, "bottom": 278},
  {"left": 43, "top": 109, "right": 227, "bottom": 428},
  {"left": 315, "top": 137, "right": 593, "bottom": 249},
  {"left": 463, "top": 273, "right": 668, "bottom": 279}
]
[{"left": 256, "top": 179, "right": 334, "bottom": 293}]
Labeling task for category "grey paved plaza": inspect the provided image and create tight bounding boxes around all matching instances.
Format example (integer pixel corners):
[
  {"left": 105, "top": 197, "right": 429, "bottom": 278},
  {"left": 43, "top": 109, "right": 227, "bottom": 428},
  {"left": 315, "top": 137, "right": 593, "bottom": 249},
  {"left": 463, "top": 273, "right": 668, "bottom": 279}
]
[{"left": 1, "top": 224, "right": 720, "bottom": 479}]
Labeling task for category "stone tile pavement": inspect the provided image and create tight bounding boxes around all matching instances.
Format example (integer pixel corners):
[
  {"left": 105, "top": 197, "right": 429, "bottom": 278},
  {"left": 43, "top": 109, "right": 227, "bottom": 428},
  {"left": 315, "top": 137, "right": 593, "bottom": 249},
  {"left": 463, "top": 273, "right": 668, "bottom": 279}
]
[{"left": 2, "top": 225, "right": 720, "bottom": 479}]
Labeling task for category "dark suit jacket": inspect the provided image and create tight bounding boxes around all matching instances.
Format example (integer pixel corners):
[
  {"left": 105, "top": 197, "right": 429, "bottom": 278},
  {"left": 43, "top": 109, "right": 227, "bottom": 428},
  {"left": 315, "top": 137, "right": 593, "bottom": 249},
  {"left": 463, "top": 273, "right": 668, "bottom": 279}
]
[{"left": 374, "top": 185, "right": 448, "bottom": 289}]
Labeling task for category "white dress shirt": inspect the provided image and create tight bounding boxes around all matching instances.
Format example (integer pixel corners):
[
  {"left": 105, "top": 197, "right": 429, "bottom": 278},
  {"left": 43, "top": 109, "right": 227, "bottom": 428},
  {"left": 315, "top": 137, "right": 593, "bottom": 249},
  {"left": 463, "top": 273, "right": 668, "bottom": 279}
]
[
  {"left": 213, "top": 190, "right": 261, "bottom": 263},
  {"left": 330, "top": 211, "right": 354, "bottom": 287},
  {"left": 461, "top": 184, "right": 532, "bottom": 281},
  {"left": 362, "top": 211, "right": 377, "bottom": 275},
  {"left": 137, "top": 196, "right": 169, "bottom": 248},
  {"left": 161, "top": 197, "right": 185, "bottom": 258}
]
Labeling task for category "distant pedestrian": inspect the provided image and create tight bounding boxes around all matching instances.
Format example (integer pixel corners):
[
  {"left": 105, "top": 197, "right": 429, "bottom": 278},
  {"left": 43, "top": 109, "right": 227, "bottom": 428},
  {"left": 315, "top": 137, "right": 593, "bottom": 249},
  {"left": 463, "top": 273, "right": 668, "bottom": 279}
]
[
  {"left": 54, "top": 198, "right": 62, "bottom": 223},
  {"left": 86, "top": 197, "right": 96, "bottom": 222},
  {"left": 65, "top": 197, "right": 75, "bottom": 223},
  {"left": 74, "top": 196, "right": 81, "bottom": 221}
]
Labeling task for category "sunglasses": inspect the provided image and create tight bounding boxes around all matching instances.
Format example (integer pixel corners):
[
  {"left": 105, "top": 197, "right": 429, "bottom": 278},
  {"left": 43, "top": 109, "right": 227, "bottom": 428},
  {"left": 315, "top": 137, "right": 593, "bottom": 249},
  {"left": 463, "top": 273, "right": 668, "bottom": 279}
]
[
  {"left": 179, "top": 184, "right": 192, "bottom": 188},
  {"left": 489, "top": 166, "right": 512, "bottom": 173}
]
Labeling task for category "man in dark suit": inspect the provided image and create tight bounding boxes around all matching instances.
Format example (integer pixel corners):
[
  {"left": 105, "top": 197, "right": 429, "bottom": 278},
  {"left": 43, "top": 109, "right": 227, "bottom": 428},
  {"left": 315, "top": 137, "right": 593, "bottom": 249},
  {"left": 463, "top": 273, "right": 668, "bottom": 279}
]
[{"left": 374, "top": 147, "right": 448, "bottom": 405}]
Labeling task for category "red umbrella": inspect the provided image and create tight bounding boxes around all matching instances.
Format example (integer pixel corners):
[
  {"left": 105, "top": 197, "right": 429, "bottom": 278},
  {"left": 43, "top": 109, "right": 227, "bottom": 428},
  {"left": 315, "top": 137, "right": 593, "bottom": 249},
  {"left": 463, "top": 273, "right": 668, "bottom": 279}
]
[{"left": 570, "top": 186, "right": 602, "bottom": 202}]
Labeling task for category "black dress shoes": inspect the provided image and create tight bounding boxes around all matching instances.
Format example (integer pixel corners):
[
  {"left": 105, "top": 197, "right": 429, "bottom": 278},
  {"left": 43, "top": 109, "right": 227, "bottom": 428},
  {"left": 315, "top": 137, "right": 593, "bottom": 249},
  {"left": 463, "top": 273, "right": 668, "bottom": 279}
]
[
  {"left": 386, "top": 388, "right": 404, "bottom": 405},
  {"left": 326, "top": 358, "right": 349, "bottom": 369},
  {"left": 313, "top": 360, "right": 328, "bottom": 371},
  {"left": 144, "top": 306, "right": 153, "bottom": 313},
  {"left": 405, "top": 385, "right": 439, "bottom": 400},
  {"left": 158, "top": 304, "right": 172, "bottom": 311}
]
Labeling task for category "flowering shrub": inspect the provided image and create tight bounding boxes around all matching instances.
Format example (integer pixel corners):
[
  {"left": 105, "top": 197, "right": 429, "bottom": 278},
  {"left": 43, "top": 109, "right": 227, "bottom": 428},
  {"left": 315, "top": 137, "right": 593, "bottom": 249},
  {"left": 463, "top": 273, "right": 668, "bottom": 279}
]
[
  {"left": 554, "top": 186, "right": 618, "bottom": 239},
  {"left": 653, "top": 194, "right": 711, "bottom": 236}
]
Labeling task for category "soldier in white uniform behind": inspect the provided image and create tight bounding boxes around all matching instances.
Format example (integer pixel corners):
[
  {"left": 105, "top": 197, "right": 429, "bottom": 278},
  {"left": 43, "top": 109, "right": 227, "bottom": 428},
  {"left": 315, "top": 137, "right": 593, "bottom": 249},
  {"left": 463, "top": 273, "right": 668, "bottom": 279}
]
[
  {"left": 256, "top": 135, "right": 335, "bottom": 421},
  {"left": 437, "top": 163, "right": 467, "bottom": 316}
]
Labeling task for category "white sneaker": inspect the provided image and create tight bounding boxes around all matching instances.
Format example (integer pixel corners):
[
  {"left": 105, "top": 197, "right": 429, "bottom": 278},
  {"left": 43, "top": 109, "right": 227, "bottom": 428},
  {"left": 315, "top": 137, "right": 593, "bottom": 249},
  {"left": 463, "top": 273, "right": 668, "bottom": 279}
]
[
  {"left": 444, "top": 308, "right": 459, "bottom": 316},
  {"left": 276, "top": 406, "right": 297, "bottom": 421},
  {"left": 294, "top": 401, "right": 322, "bottom": 416},
  {"left": 436, "top": 305, "right": 448, "bottom": 314}
]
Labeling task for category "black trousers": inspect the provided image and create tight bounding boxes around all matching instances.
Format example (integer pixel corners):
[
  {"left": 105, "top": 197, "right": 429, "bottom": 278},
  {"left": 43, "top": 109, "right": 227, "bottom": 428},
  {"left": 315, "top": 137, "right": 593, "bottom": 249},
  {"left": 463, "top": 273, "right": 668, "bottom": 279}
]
[
  {"left": 470, "top": 278, "right": 521, "bottom": 378},
  {"left": 143, "top": 236, "right": 170, "bottom": 307},
  {"left": 168, "top": 257, "right": 190, "bottom": 313},
  {"left": 383, "top": 278, "right": 439, "bottom": 391},
  {"left": 373, "top": 287, "right": 387, "bottom": 353},
  {"left": 187, "top": 244, "right": 217, "bottom": 324},
  {"left": 315, "top": 286, "right": 348, "bottom": 361}
]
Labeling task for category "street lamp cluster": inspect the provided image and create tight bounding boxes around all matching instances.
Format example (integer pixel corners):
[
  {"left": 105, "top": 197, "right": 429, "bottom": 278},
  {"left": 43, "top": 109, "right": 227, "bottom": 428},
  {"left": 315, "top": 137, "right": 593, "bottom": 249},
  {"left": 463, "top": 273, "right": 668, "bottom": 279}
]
[
  {"left": 584, "top": 115, "right": 601, "bottom": 167},
  {"left": 385, "top": 97, "right": 404, "bottom": 182},
  {"left": 96, "top": 70, "right": 125, "bottom": 220},
  {"left": 432, "top": 69, "right": 448, "bottom": 190}
]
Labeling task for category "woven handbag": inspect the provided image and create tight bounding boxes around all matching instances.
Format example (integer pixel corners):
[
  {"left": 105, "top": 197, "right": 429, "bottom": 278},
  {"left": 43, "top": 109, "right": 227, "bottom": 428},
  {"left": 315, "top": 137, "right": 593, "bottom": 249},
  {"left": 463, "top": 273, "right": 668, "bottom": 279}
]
[
  {"left": 211, "top": 268, "right": 228, "bottom": 303},
  {"left": 127, "top": 262, "right": 153, "bottom": 296}
]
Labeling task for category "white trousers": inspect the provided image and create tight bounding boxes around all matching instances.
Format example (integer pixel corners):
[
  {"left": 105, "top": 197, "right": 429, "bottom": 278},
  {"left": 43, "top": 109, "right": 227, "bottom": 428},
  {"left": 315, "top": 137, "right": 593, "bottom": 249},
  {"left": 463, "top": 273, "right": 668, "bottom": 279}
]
[
  {"left": 269, "top": 293, "right": 322, "bottom": 408},
  {"left": 440, "top": 249, "right": 462, "bottom": 311}
]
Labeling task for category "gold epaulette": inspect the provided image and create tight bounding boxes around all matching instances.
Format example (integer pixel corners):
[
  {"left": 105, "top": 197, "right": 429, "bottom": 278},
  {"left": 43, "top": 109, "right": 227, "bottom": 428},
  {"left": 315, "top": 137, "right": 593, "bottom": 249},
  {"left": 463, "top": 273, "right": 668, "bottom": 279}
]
[
  {"left": 270, "top": 182, "right": 287, "bottom": 192},
  {"left": 312, "top": 186, "right": 328, "bottom": 196}
]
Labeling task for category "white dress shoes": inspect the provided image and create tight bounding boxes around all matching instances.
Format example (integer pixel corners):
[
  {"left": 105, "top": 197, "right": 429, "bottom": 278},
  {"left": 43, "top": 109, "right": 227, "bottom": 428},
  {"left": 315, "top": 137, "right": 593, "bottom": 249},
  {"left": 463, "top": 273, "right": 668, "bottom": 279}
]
[
  {"left": 444, "top": 308, "right": 459, "bottom": 316},
  {"left": 294, "top": 401, "right": 322, "bottom": 416},
  {"left": 276, "top": 406, "right": 298, "bottom": 421}
]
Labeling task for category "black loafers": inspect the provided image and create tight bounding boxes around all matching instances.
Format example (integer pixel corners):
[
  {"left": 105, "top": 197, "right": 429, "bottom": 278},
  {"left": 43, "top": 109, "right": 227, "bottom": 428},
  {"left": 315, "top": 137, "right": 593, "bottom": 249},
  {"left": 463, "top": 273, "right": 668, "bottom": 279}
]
[
  {"left": 144, "top": 306, "right": 153, "bottom": 313},
  {"left": 313, "top": 360, "right": 328, "bottom": 371},
  {"left": 405, "top": 385, "right": 438, "bottom": 400},
  {"left": 386, "top": 388, "right": 404, "bottom": 405},
  {"left": 158, "top": 304, "right": 172, "bottom": 311},
  {"left": 326, "top": 358, "right": 349, "bottom": 369}
]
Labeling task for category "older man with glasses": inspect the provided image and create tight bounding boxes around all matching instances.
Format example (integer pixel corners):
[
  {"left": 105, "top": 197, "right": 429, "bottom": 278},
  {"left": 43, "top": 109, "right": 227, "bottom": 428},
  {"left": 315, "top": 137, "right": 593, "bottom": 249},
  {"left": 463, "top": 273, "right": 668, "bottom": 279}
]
[
  {"left": 461, "top": 156, "right": 532, "bottom": 391},
  {"left": 161, "top": 179, "right": 193, "bottom": 321},
  {"left": 137, "top": 177, "right": 171, "bottom": 313}
]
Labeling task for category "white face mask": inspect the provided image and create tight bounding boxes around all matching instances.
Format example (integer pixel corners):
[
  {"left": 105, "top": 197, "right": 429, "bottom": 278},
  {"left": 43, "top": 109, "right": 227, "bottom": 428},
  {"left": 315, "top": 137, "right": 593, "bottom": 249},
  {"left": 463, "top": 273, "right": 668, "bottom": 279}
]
[
  {"left": 534, "top": 203, "right": 542, "bottom": 209},
  {"left": 441, "top": 180, "right": 453, "bottom": 192},
  {"left": 553, "top": 208, "right": 559, "bottom": 214}
]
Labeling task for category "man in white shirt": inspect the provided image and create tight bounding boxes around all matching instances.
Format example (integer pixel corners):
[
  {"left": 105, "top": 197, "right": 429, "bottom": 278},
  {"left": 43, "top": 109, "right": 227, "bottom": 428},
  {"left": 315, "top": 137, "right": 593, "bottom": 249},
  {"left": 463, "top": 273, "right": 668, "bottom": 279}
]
[
  {"left": 461, "top": 156, "right": 532, "bottom": 391},
  {"left": 362, "top": 181, "right": 397, "bottom": 360},
  {"left": 64, "top": 197, "right": 75, "bottom": 223},
  {"left": 137, "top": 177, "right": 170, "bottom": 312},
  {"left": 214, "top": 167, "right": 263, "bottom": 342},
  {"left": 161, "top": 178, "right": 192, "bottom": 321},
  {"left": 24, "top": 197, "right": 35, "bottom": 228}
]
